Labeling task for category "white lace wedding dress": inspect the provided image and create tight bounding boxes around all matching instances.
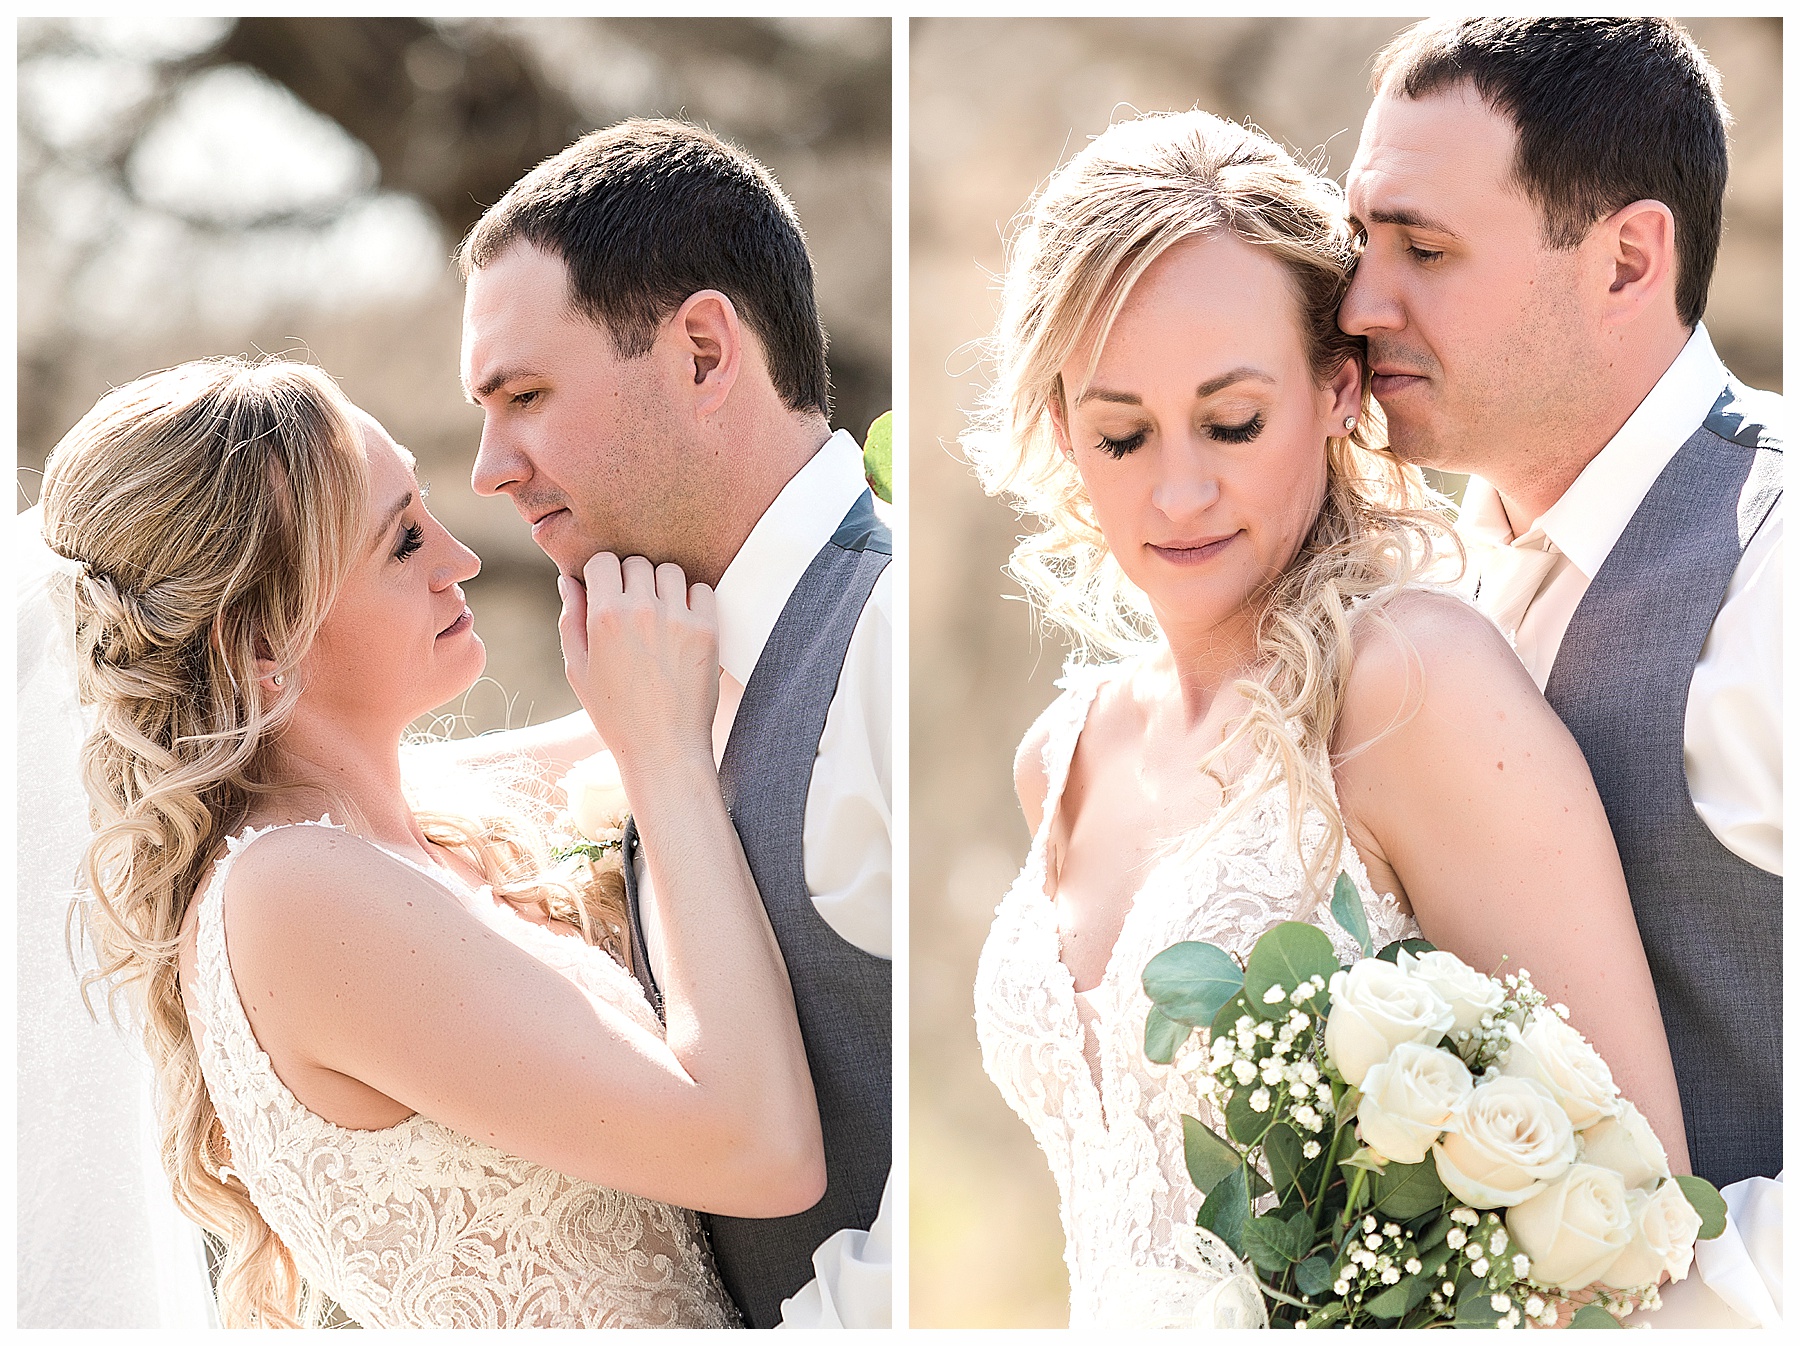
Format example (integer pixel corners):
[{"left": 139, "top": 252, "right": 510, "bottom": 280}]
[
  {"left": 189, "top": 819, "right": 739, "bottom": 1328},
  {"left": 974, "top": 666, "right": 1421, "bottom": 1328}
]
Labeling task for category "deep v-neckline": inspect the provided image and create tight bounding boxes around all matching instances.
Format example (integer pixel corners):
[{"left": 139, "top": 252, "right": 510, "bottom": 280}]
[{"left": 1036, "top": 665, "right": 1222, "bottom": 1004}]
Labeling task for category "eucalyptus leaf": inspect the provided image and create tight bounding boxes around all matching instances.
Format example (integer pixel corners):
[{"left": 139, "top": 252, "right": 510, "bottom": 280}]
[
  {"left": 1244, "top": 922, "right": 1339, "bottom": 1020},
  {"left": 1340, "top": 1146, "right": 1387, "bottom": 1175},
  {"left": 1244, "top": 1210, "right": 1310, "bottom": 1272},
  {"left": 1210, "top": 989, "right": 1252, "bottom": 1044},
  {"left": 1371, "top": 1156, "right": 1449, "bottom": 1220},
  {"left": 1264, "top": 1122, "right": 1305, "bottom": 1194},
  {"left": 1365, "top": 1270, "right": 1432, "bottom": 1321},
  {"left": 1330, "top": 870, "right": 1374, "bottom": 957},
  {"left": 1182, "top": 1114, "right": 1240, "bottom": 1196},
  {"left": 1569, "top": 1304, "right": 1625, "bottom": 1328},
  {"left": 862, "top": 411, "right": 893, "bottom": 502},
  {"left": 1143, "top": 1004, "right": 1191, "bottom": 1064},
  {"left": 1294, "top": 1253, "right": 1334, "bottom": 1298},
  {"left": 1305, "top": 1301, "right": 1347, "bottom": 1328},
  {"left": 1454, "top": 1282, "right": 1505, "bottom": 1328},
  {"left": 1225, "top": 1081, "right": 1268, "bottom": 1146},
  {"left": 1376, "top": 936, "right": 1437, "bottom": 964},
  {"left": 1194, "top": 1165, "right": 1250, "bottom": 1258},
  {"left": 1143, "top": 940, "right": 1245, "bottom": 1026},
  {"left": 1674, "top": 1174, "right": 1728, "bottom": 1241}
]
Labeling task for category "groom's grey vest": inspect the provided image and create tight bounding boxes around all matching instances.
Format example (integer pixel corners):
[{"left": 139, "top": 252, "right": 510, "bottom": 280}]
[
  {"left": 1542, "top": 380, "right": 1782, "bottom": 1190},
  {"left": 623, "top": 490, "right": 891, "bottom": 1328}
]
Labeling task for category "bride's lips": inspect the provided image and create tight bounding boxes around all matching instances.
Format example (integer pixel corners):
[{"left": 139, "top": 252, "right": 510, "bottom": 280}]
[
  {"left": 1148, "top": 531, "right": 1240, "bottom": 565},
  {"left": 437, "top": 607, "right": 473, "bottom": 639}
]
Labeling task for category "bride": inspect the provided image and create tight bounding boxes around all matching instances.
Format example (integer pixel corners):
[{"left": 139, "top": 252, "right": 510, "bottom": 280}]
[
  {"left": 966, "top": 110, "right": 1689, "bottom": 1327},
  {"left": 40, "top": 357, "right": 822, "bottom": 1327}
]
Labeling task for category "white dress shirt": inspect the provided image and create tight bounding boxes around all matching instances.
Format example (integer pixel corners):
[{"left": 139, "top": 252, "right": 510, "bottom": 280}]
[
  {"left": 1458, "top": 324, "right": 1782, "bottom": 875},
  {"left": 628, "top": 429, "right": 892, "bottom": 1329}
]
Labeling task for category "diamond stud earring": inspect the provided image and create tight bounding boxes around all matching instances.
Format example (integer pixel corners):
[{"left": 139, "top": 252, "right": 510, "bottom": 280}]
[
  {"left": 1342, "top": 416, "right": 1357, "bottom": 432},
  {"left": 272, "top": 673, "right": 285, "bottom": 687}
]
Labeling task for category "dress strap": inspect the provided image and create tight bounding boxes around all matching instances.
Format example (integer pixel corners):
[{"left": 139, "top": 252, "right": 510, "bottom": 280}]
[{"left": 1028, "top": 664, "right": 1112, "bottom": 856}]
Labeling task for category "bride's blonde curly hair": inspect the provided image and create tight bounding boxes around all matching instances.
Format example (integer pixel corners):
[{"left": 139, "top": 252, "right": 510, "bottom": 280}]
[
  {"left": 964, "top": 109, "right": 1460, "bottom": 907},
  {"left": 41, "top": 357, "right": 627, "bottom": 1328}
]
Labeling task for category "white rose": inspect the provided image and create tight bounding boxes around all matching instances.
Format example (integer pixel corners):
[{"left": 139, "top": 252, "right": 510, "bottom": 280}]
[
  {"left": 1433, "top": 1076, "right": 1576, "bottom": 1208},
  {"left": 1599, "top": 1180, "right": 1703, "bottom": 1289},
  {"left": 1325, "top": 958, "right": 1456, "bottom": 1088},
  {"left": 1577, "top": 1099, "right": 1671, "bottom": 1192},
  {"left": 1397, "top": 948, "right": 1505, "bottom": 1038},
  {"left": 1498, "top": 1007, "right": 1621, "bottom": 1130},
  {"left": 1357, "top": 1042, "right": 1474, "bottom": 1165},
  {"left": 1505, "top": 1163, "right": 1633, "bottom": 1290},
  {"left": 558, "top": 752, "right": 629, "bottom": 841}
]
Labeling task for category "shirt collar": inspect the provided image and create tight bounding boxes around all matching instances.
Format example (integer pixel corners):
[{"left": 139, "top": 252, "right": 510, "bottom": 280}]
[
  {"left": 1520, "top": 324, "right": 1728, "bottom": 577},
  {"left": 714, "top": 428, "right": 868, "bottom": 687}
]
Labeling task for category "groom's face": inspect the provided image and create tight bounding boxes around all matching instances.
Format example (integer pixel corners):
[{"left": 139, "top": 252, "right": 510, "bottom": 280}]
[
  {"left": 462, "top": 242, "right": 692, "bottom": 577},
  {"left": 1341, "top": 82, "right": 1596, "bottom": 476}
]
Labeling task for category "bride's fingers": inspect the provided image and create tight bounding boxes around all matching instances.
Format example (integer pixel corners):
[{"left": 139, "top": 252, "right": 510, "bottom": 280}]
[
  {"left": 654, "top": 561, "right": 687, "bottom": 607},
  {"left": 556, "top": 573, "right": 589, "bottom": 668},
  {"left": 687, "top": 581, "right": 718, "bottom": 628},
  {"left": 583, "top": 551, "right": 625, "bottom": 599},
  {"left": 618, "top": 554, "right": 657, "bottom": 600}
]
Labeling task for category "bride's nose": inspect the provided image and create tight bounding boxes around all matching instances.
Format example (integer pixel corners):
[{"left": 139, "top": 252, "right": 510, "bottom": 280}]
[
  {"left": 1150, "top": 444, "right": 1222, "bottom": 521},
  {"left": 432, "top": 530, "right": 482, "bottom": 589}
]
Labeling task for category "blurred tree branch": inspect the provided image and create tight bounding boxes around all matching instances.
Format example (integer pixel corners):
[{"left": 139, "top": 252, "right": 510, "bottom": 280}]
[{"left": 215, "top": 18, "right": 586, "bottom": 240}]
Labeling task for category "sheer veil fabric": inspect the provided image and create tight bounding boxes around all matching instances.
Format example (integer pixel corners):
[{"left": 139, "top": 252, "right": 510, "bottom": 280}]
[{"left": 16, "top": 506, "right": 215, "bottom": 1327}]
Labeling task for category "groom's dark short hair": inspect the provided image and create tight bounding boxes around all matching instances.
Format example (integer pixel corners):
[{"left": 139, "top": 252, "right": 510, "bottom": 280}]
[
  {"left": 1374, "top": 17, "right": 1730, "bottom": 327},
  {"left": 458, "top": 118, "right": 831, "bottom": 419}
]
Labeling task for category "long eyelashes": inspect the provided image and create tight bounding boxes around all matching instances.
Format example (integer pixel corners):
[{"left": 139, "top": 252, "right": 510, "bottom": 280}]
[
  {"left": 1209, "top": 413, "right": 1264, "bottom": 444},
  {"left": 1092, "top": 413, "right": 1265, "bottom": 458},
  {"left": 395, "top": 521, "right": 425, "bottom": 561},
  {"left": 1096, "top": 429, "right": 1148, "bottom": 459}
]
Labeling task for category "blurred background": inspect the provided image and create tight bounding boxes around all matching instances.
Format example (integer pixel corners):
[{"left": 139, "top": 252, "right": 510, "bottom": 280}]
[
  {"left": 17, "top": 15, "right": 892, "bottom": 737},
  {"left": 909, "top": 16, "right": 1780, "bottom": 1326}
]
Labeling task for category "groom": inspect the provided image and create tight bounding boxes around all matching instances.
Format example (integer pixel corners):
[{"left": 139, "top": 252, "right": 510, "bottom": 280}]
[
  {"left": 457, "top": 119, "right": 891, "bottom": 1327},
  {"left": 1342, "top": 18, "right": 1780, "bottom": 1191}
]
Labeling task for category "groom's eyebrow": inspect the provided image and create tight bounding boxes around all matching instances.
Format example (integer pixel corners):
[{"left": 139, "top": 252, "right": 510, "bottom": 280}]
[
  {"left": 1359, "top": 207, "right": 1461, "bottom": 239},
  {"left": 467, "top": 367, "right": 535, "bottom": 403}
]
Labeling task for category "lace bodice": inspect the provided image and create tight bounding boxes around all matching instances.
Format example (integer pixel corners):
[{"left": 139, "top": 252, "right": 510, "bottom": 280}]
[
  {"left": 188, "top": 820, "right": 738, "bottom": 1329},
  {"left": 974, "top": 667, "right": 1420, "bottom": 1328}
]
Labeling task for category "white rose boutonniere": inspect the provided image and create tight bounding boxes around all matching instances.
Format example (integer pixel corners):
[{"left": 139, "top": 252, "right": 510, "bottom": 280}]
[{"left": 555, "top": 752, "right": 628, "bottom": 861}]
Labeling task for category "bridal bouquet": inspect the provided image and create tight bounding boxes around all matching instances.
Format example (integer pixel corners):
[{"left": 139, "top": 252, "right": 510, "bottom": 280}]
[{"left": 1141, "top": 876, "right": 1726, "bottom": 1329}]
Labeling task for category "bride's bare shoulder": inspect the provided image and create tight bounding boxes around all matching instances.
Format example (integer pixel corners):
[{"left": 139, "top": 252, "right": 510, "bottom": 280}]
[{"left": 1336, "top": 589, "right": 1537, "bottom": 755}]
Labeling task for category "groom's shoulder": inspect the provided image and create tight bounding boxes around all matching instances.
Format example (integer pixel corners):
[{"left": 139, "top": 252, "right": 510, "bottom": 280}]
[{"left": 1707, "top": 373, "right": 1784, "bottom": 454}]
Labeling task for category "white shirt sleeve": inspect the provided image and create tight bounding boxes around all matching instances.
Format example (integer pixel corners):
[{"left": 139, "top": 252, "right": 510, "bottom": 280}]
[
  {"left": 775, "top": 1176, "right": 893, "bottom": 1329},
  {"left": 1685, "top": 503, "right": 1782, "bottom": 875},
  {"left": 801, "top": 562, "right": 893, "bottom": 957}
]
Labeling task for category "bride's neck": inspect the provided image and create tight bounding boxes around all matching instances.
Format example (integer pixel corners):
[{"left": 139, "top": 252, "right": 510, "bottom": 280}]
[
  {"left": 264, "top": 713, "right": 428, "bottom": 853},
  {"left": 1154, "top": 604, "right": 1263, "bottom": 726}
]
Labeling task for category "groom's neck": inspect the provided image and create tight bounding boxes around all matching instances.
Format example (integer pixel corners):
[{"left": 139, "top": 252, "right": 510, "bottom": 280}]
[
  {"left": 1492, "top": 317, "right": 1691, "bottom": 533},
  {"left": 688, "top": 405, "right": 834, "bottom": 587}
]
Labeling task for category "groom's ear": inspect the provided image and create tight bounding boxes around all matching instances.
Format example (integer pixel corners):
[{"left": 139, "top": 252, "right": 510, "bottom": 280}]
[
  {"left": 669, "top": 290, "right": 743, "bottom": 420},
  {"left": 1598, "top": 199, "right": 1678, "bottom": 325}
]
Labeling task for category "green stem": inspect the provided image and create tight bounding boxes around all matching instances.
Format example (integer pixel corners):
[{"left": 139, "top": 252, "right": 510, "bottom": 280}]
[
  {"left": 1340, "top": 1165, "right": 1370, "bottom": 1230},
  {"left": 1257, "top": 1279, "right": 1311, "bottom": 1310}
]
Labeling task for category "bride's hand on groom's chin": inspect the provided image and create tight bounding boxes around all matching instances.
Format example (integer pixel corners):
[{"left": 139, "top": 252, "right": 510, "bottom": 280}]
[{"left": 558, "top": 552, "right": 721, "bottom": 785}]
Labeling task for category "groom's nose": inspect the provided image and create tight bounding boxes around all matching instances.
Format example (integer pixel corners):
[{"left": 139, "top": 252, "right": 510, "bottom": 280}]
[
  {"left": 471, "top": 420, "right": 526, "bottom": 499},
  {"left": 1339, "top": 257, "right": 1401, "bottom": 339}
]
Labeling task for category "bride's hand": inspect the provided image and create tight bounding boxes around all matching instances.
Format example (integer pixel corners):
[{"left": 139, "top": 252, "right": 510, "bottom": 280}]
[{"left": 558, "top": 554, "right": 719, "bottom": 781}]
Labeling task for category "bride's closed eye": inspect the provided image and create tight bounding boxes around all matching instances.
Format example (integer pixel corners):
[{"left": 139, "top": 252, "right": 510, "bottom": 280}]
[
  {"left": 1208, "top": 412, "right": 1265, "bottom": 444},
  {"left": 394, "top": 521, "right": 425, "bottom": 561},
  {"left": 1095, "top": 428, "right": 1149, "bottom": 458}
]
